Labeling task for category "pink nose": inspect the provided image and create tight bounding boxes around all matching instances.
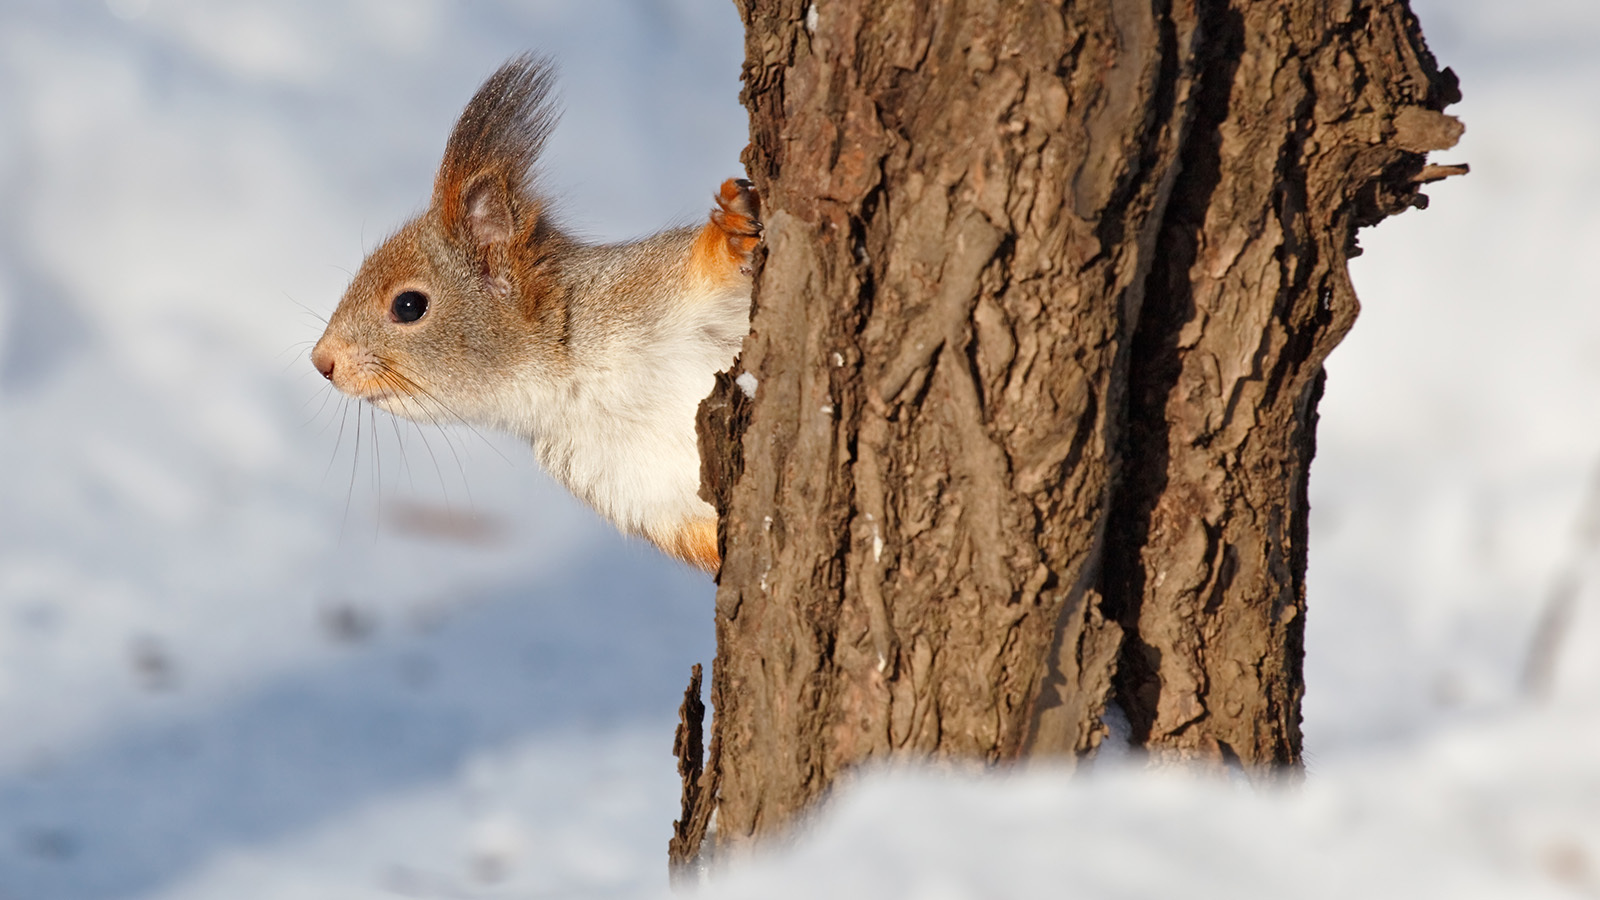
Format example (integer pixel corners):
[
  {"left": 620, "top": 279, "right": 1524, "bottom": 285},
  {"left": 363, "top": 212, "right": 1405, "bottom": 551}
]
[{"left": 311, "top": 344, "right": 336, "bottom": 380}]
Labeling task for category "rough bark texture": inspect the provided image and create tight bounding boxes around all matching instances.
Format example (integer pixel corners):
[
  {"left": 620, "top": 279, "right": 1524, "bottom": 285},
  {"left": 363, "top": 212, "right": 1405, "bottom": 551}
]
[
  {"left": 685, "top": 0, "right": 1460, "bottom": 860},
  {"left": 668, "top": 663, "right": 709, "bottom": 879}
]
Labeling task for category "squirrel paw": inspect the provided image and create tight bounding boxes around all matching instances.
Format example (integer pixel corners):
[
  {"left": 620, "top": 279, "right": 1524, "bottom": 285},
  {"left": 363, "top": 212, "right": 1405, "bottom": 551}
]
[{"left": 709, "top": 178, "right": 763, "bottom": 276}]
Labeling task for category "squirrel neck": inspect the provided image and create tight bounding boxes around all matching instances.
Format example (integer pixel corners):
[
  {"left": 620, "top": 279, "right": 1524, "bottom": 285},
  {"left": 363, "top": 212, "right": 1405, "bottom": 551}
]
[
  {"left": 487, "top": 226, "right": 747, "bottom": 535},
  {"left": 489, "top": 225, "right": 712, "bottom": 439},
  {"left": 527, "top": 227, "right": 700, "bottom": 384}
]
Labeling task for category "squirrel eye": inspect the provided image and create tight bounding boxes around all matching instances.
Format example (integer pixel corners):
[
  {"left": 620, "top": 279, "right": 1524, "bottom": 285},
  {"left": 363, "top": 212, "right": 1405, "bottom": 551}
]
[{"left": 390, "top": 290, "right": 429, "bottom": 324}]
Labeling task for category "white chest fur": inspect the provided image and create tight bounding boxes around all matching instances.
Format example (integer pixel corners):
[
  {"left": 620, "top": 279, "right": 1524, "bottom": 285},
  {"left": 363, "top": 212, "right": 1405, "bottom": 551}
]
[{"left": 498, "top": 266, "right": 750, "bottom": 540}]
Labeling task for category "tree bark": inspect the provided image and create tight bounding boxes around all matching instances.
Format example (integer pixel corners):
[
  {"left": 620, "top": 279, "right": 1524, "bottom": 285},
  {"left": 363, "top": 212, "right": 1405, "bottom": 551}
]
[{"left": 678, "top": 0, "right": 1460, "bottom": 864}]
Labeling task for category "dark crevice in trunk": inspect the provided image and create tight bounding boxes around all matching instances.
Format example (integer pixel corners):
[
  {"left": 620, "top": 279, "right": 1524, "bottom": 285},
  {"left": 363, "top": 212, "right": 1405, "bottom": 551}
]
[{"left": 1100, "top": 0, "right": 1243, "bottom": 747}]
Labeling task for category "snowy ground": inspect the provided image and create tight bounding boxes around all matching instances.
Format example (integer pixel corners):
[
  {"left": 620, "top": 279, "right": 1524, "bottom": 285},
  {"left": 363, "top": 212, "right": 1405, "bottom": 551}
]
[{"left": 0, "top": 1, "right": 1595, "bottom": 898}]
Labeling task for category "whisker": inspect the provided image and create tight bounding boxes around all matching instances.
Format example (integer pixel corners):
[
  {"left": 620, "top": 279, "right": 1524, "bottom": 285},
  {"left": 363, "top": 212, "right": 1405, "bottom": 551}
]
[
  {"left": 388, "top": 407, "right": 417, "bottom": 494},
  {"left": 419, "top": 402, "right": 475, "bottom": 508},
  {"left": 413, "top": 418, "right": 454, "bottom": 512},
  {"left": 324, "top": 396, "right": 353, "bottom": 484},
  {"left": 394, "top": 400, "right": 456, "bottom": 513},
  {"left": 381, "top": 359, "right": 513, "bottom": 466},
  {"left": 316, "top": 393, "right": 352, "bottom": 438},
  {"left": 285, "top": 294, "right": 331, "bottom": 327},
  {"left": 305, "top": 382, "right": 340, "bottom": 426},
  {"left": 277, "top": 340, "right": 318, "bottom": 369},
  {"left": 371, "top": 369, "right": 461, "bottom": 511},
  {"left": 378, "top": 365, "right": 460, "bottom": 424},
  {"left": 369, "top": 404, "right": 382, "bottom": 541},
  {"left": 369, "top": 367, "right": 480, "bottom": 503},
  {"left": 341, "top": 403, "right": 362, "bottom": 541}
]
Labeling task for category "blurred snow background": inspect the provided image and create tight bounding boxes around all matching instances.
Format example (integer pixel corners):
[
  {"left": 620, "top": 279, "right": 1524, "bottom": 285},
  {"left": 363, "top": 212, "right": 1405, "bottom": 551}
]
[{"left": 0, "top": 0, "right": 1594, "bottom": 898}]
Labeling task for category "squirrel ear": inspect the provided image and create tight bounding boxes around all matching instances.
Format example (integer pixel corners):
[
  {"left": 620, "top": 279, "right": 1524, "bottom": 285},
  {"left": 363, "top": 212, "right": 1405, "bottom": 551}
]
[
  {"left": 460, "top": 173, "right": 515, "bottom": 247},
  {"left": 433, "top": 57, "right": 557, "bottom": 251}
]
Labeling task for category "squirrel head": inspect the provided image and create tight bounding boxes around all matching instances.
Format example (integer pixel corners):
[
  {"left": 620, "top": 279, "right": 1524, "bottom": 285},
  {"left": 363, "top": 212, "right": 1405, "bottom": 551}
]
[{"left": 312, "top": 56, "right": 570, "bottom": 427}]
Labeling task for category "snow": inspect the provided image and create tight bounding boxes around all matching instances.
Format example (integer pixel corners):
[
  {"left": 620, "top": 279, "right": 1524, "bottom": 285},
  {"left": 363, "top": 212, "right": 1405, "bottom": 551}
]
[
  {"left": 0, "top": 1, "right": 1596, "bottom": 898},
  {"left": 699, "top": 740, "right": 1599, "bottom": 900}
]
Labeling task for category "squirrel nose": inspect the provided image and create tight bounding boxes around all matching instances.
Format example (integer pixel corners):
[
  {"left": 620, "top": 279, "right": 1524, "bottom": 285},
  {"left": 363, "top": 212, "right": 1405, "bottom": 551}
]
[{"left": 311, "top": 343, "right": 336, "bottom": 380}]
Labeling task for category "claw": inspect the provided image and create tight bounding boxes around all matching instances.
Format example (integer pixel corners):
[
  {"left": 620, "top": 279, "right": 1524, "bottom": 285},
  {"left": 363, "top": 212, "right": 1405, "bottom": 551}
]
[
  {"left": 689, "top": 177, "right": 764, "bottom": 287},
  {"left": 712, "top": 177, "right": 763, "bottom": 264}
]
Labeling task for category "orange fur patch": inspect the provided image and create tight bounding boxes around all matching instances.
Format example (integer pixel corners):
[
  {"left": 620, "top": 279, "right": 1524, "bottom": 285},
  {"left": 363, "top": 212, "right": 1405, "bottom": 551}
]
[
  {"left": 657, "top": 518, "right": 720, "bottom": 573},
  {"left": 687, "top": 178, "right": 761, "bottom": 290}
]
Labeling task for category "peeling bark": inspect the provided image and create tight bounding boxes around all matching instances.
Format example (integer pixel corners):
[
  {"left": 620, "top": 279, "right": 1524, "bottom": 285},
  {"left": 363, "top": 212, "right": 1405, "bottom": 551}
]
[{"left": 684, "top": 0, "right": 1460, "bottom": 861}]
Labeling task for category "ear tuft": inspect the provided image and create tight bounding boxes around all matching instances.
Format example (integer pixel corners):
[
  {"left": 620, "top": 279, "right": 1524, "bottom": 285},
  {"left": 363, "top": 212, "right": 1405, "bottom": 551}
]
[{"left": 434, "top": 56, "right": 558, "bottom": 246}]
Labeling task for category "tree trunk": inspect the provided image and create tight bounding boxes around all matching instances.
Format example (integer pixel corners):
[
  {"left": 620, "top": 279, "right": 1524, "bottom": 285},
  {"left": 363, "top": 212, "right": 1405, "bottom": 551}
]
[{"left": 676, "top": 0, "right": 1461, "bottom": 864}]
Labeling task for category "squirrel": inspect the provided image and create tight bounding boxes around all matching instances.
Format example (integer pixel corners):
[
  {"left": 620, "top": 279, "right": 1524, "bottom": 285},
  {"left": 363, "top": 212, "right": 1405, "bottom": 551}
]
[{"left": 310, "top": 56, "right": 759, "bottom": 573}]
